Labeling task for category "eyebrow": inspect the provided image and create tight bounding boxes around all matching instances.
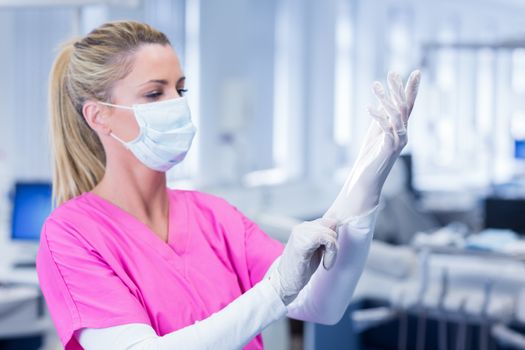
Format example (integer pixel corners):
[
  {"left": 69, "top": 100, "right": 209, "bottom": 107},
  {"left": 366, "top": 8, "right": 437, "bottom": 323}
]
[{"left": 138, "top": 76, "right": 186, "bottom": 86}]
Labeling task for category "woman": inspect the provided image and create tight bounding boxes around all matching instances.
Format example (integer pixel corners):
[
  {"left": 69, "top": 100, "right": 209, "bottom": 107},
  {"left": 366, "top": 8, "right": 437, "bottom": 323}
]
[{"left": 36, "top": 20, "right": 420, "bottom": 349}]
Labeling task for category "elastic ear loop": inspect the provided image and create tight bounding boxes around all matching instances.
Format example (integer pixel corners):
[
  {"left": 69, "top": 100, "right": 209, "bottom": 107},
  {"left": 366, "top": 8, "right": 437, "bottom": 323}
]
[
  {"left": 110, "top": 132, "right": 128, "bottom": 146},
  {"left": 98, "top": 101, "right": 134, "bottom": 110},
  {"left": 98, "top": 101, "right": 135, "bottom": 147}
]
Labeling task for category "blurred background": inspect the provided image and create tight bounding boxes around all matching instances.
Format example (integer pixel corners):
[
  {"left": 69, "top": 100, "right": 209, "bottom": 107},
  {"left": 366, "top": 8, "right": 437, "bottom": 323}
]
[{"left": 2, "top": 0, "right": 525, "bottom": 349}]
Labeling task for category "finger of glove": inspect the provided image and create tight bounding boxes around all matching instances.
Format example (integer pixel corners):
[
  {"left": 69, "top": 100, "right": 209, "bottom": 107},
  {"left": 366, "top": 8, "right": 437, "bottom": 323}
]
[
  {"left": 373, "top": 80, "right": 400, "bottom": 110},
  {"left": 386, "top": 106, "right": 406, "bottom": 137},
  {"left": 372, "top": 81, "right": 405, "bottom": 135},
  {"left": 322, "top": 247, "right": 337, "bottom": 270},
  {"left": 405, "top": 70, "right": 421, "bottom": 116},
  {"left": 291, "top": 224, "right": 338, "bottom": 258},
  {"left": 307, "top": 224, "right": 338, "bottom": 244},
  {"left": 367, "top": 105, "right": 392, "bottom": 133},
  {"left": 316, "top": 217, "right": 339, "bottom": 232},
  {"left": 387, "top": 71, "right": 408, "bottom": 126},
  {"left": 302, "top": 229, "right": 338, "bottom": 257},
  {"left": 387, "top": 72, "right": 407, "bottom": 110},
  {"left": 319, "top": 235, "right": 339, "bottom": 270}
]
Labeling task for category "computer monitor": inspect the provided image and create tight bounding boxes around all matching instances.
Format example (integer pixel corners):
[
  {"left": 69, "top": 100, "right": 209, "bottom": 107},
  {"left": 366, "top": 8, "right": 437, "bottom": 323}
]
[
  {"left": 484, "top": 196, "right": 525, "bottom": 234},
  {"left": 11, "top": 182, "right": 52, "bottom": 241},
  {"left": 515, "top": 139, "right": 525, "bottom": 159}
]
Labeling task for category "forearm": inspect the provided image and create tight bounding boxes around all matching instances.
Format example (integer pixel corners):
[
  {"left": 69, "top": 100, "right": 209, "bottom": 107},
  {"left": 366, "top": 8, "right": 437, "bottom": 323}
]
[
  {"left": 325, "top": 71, "right": 420, "bottom": 222},
  {"left": 324, "top": 124, "right": 397, "bottom": 221},
  {"left": 77, "top": 278, "right": 287, "bottom": 350}
]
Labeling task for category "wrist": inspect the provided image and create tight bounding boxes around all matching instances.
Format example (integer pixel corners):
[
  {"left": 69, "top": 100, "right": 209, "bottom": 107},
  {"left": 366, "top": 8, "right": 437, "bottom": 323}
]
[
  {"left": 337, "top": 202, "right": 381, "bottom": 230},
  {"left": 267, "top": 269, "right": 296, "bottom": 306}
]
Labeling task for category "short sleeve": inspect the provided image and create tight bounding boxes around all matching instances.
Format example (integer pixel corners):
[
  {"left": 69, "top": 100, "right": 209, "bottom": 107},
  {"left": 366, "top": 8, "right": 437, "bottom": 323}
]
[
  {"left": 234, "top": 208, "right": 285, "bottom": 286},
  {"left": 36, "top": 218, "right": 151, "bottom": 350}
]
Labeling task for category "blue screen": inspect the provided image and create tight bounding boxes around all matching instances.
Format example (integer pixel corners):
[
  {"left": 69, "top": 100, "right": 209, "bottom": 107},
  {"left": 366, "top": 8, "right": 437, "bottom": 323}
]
[
  {"left": 11, "top": 182, "right": 52, "bottom": 241},
  {"left": 515, "top": 139, "right": 525, "bottom": 159}
]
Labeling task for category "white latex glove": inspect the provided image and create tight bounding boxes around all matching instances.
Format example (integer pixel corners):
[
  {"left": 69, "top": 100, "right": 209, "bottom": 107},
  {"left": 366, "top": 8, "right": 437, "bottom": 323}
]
[
  {"left": 268, "top": 218, "right": 339, "bottom": 305},
  {"left": 324, "top": 70, "right": 421, "bottom": 223}
]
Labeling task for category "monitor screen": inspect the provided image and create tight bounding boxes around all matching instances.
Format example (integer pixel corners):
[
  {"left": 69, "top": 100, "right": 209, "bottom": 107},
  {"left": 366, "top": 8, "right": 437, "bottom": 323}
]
[
  {"left": 11, "top": 182, "right": 52, "bottom": 241},
  {"left": 484, "top": 197, "right": 525, "bottom": 234},
  {"left": 515, "top": 139, "right": 525, "bottom": 159}
]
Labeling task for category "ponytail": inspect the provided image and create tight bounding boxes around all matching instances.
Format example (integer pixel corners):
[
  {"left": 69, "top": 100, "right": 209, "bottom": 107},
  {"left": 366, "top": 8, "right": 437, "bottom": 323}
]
[{"left": 49, "top": 40, "right": 105, "bottom": 206}]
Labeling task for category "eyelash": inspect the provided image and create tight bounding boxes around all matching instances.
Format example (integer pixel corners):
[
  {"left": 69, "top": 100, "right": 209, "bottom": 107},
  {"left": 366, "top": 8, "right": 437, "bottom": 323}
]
[
  {"left": 145, "top": 88, "right": 188, "bottom": 100},
  {"left": 145, "top": 91, "right": 162, "bottom": 100}
]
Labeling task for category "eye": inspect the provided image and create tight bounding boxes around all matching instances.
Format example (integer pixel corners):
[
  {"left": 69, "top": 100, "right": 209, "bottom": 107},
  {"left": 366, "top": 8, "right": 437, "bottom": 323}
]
[
  {"left": 145, "top": 91, "right": 163, "bottom": 100},
  {"left": 177, "top": 88, "right": 188, "bottom": 97}
]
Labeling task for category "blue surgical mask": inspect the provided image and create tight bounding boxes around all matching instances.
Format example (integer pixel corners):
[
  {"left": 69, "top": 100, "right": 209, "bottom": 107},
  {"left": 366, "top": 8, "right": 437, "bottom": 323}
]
[{"left": 99, "top": 96, "right": 196, "bottom": 172}]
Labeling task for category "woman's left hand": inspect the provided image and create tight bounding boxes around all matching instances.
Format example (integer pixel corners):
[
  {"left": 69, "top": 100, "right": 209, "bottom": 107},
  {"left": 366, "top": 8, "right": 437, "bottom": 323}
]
[{"left": 324, "top": 70, "right": 421, "bottom": 224}]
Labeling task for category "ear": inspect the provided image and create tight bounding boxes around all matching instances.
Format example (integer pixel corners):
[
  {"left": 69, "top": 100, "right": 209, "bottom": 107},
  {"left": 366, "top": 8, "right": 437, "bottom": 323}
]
[{"left": 82, "top": 100, "right": 112, "bottom": 135}]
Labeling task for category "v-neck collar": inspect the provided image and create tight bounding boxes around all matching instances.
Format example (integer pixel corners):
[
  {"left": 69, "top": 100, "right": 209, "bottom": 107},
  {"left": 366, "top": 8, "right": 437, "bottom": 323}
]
[{"left": 81, "top": 189, "right": 189, "bottom": 260}]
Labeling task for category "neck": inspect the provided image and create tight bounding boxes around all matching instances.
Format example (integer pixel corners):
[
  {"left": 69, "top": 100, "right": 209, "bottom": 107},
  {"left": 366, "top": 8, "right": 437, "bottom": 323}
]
[{"left": 92, "top": 159, "right": 169, "bottom": 222}]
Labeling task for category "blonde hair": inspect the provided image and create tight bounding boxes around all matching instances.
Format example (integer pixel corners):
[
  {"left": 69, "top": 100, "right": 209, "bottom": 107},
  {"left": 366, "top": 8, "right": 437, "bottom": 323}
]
[{"left": 49, "top": 20, "right": 170, "bottom": 206}]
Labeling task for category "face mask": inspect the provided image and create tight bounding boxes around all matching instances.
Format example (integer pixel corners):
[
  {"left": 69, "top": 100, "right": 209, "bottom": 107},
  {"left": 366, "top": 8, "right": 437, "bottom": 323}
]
[{"left": 99, "top": 96, "right": 197, "bottom": 172}]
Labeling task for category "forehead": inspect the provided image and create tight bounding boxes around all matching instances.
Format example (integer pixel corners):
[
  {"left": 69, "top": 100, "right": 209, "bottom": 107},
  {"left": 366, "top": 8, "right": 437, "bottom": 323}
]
[{"left": 124, "top": 44, "right": 183, "bottom": 84}]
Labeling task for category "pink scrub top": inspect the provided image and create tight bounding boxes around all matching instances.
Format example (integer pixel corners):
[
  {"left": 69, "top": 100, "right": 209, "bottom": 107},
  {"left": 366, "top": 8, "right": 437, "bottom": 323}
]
[{"left": 36, "top": 189, "right": 284, "bottom": 350}]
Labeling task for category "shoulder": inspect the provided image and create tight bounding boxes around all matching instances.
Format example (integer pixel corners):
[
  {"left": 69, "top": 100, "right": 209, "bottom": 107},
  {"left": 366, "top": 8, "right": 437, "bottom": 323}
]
[
  {"left": 48, "top": 192, "right": 92, "bottom": 220},
  {"left": 40, "top": 193, "right": 100, "bottom": 249},
  {"left": 37, "top": 195, "right": 98, "bottom": 276}
]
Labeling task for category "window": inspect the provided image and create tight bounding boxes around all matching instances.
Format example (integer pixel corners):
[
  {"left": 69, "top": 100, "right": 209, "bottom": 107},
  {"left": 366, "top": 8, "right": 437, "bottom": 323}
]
[
  {"left": 243, "top": 0, "right": 303, "bottom": 187},
  {"left": 387, "top": 7, "right": 413, "bottom": 76},
  {"left": 333, "top": 0, "right": 355, "bottom": 151},
  {"left": 0, "top": 6, "right": 76, "bottom": 181}
]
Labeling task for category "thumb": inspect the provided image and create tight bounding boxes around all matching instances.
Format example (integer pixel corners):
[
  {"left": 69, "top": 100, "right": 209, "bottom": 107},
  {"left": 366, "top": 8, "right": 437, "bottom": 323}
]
[{"left": 322, "top": 239, "right": 339, "bottom": 270}]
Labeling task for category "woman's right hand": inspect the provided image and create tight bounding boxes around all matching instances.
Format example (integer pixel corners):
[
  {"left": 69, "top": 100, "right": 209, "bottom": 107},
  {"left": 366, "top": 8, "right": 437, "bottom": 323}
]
[
  {"left": 324, "top": 70, "right": 421, "bottom": 222},
  {"left": 268, "top": 218, "right": 339, "bottom": 305}
]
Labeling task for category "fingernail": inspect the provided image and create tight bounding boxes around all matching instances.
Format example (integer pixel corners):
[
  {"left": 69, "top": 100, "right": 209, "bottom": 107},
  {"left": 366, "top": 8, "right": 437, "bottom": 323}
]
[{"left": 412, "top": 70, "right": 421, "bottom": 81}]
